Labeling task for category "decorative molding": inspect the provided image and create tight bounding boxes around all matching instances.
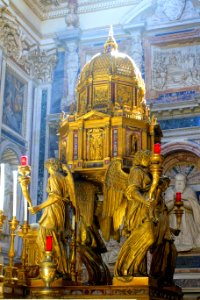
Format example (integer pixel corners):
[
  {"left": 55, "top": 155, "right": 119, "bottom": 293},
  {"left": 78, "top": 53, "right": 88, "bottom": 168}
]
[
  {"left": 24, "top": 0, "right": 140, "bottom": 20},
  {"left": 65, "top": 0, "right": 79, "bottom": 28},
  {"left": 0, "top": 11, "right": 57, "bottom": 81},
  {"left": 150, "top": 98, "right": 200, "bottom": 119},
  {"left": 0, "top": 0, "right": 9, "bottom": 9},
  {"left": 0, "top": 12, "right": 32, "bottom": 74},
  {"left": 28, "top": 47, "right": 57, "bottom": 82}
]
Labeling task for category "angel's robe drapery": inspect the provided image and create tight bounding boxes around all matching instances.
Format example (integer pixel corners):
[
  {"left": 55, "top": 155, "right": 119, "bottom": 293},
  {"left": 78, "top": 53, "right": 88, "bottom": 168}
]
[
  {"left": 114, "top": 165, "right": 154, "bottom": 276},
  {"left": 37, "top": 171, "right": 70, "bottom": 275}
]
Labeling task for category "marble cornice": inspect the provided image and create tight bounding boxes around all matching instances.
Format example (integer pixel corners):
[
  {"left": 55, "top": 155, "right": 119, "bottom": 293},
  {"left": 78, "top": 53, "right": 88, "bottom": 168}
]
[
  {"left": 24, "top": 0, "right": 139, "bottom": 20},
  {"left": 162, "top": 127, "right": 200, "bottom": 144},
  {"left": 149, "top": 98, "right": 200, "bottom": 119}
]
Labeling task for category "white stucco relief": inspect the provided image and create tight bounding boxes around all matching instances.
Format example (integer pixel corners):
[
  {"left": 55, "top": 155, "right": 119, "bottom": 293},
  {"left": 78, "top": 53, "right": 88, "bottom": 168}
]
[{"left": 152, "top": 45, "right": 200, "bottom": 91}]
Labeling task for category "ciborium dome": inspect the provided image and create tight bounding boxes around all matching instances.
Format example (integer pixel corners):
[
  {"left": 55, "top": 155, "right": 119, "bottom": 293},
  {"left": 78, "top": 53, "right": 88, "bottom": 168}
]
[
  {"left": 59, "top": 27, "right": 161, "bottom": 178},
  {"left": 76, "top": 27, "right": 147, "bottom": 119}
]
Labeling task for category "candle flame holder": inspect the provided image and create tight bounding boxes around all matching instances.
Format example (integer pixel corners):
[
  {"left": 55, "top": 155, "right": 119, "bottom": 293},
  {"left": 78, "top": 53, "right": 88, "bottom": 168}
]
[
  {"left": 174, "top": 201, "right": 184, "bottom": 230},
  {"left": 18, "top": 165, "right": 33, "bottom": 208},
  {"left": 4, "top": 216, "right": 19, "bottom": 284},
  {"left": 149, "top": 153, "right": 164, "bottom": 218}
]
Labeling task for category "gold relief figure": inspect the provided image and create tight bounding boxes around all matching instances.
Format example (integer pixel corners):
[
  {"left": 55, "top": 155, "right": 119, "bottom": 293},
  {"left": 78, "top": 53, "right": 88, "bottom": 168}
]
[
  {"left": 94, "top": 86, "right": 108, "bottom": 105},
  {"left": 88, "top": 128, "right": 104, "bottom": 160},
  {"left": 130, "top": 134, "right": 138, "bottom": 155},
  {"left": 28, "top": 158, "right": 76, "bottom": 278},
  {"left": 117, "top": 85, "right": 132, "bottom": 107}
]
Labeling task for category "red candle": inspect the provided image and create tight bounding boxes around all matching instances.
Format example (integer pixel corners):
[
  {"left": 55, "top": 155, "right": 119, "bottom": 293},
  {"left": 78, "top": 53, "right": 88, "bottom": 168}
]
[
  {"left": 176, "top": 192, "right": 182, "bottom": 202},
  {"left": 21, "top": 155, "right": 28, "bottom": 166},
  {"left": 46, "top": 235, "right": 53, "bottom": 251},
  {"left": 154, "top": 143, "right": 161, "bottom": 154}
]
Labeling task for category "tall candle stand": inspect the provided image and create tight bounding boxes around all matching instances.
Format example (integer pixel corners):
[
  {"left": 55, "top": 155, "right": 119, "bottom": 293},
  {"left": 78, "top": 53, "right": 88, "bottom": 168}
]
[
  {"left": 4, "top": 216, "right": 19, "bottom": 284},
  {"left": 0, "top": 210, "right": 6, "bottom": 282},
  {"left": 17, "top": 221, "right": 30, "bottom": 286}
]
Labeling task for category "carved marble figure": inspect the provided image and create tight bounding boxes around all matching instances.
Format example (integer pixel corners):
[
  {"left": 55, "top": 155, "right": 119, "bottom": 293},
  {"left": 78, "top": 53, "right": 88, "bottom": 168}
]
[{"left": 165, "top": 173, "right": 200, "bottom": 252}]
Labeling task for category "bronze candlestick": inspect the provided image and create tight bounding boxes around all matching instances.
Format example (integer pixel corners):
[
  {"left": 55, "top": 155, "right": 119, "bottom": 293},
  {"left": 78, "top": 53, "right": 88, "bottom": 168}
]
[
  {"left": 4, "top": 217, "right": 19, "bottom": 284},
  {"left": 17, "top": 221, "right": 30, "bottom": 286}
]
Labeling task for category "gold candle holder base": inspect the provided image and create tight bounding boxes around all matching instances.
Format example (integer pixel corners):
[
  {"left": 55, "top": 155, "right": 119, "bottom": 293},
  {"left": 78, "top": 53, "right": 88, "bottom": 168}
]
[
  {"left": 17, "top": 221, "right": 30, "bottom": 286},
  {"left": 4, "top": 217, "right": 19, "bottom": 284},
  {"left": 39, "top": 251, "right": 57, "bottom": 288},
  {"left": 4, "top": 266, "right": 18, "bottom": 285}
]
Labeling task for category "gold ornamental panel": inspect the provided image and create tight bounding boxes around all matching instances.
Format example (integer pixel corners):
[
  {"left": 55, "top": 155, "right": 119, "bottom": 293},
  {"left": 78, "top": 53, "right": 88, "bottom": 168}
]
[
  {"left": 87, "top": 128, "right": 104, "bottom": 160},
  {"left": 79, "top": 90, "right": 87, "bottom": 113},
  {"left": 117, "top": 84, "right": 132, "bottom": 107},
  {"left": 93, "top": 85, "right": 109, "bottom": 107}
]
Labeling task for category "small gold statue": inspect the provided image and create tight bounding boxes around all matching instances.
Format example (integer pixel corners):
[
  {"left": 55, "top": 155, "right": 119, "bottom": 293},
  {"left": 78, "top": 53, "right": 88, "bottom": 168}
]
[{"left": 27, "top": 158, "right": 77, "bottom": 278}]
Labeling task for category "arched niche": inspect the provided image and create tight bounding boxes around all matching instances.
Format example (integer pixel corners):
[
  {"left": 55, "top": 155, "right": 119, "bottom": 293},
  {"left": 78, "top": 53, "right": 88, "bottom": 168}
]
[{"left": 162, "top": 142, "right": 200, "bottom": 193}]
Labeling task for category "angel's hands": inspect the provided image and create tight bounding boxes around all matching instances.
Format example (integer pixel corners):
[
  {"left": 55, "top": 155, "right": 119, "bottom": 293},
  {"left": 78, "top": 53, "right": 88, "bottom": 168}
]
[{"left": 28, "top": 205, "right": 40, "bottom": 215}]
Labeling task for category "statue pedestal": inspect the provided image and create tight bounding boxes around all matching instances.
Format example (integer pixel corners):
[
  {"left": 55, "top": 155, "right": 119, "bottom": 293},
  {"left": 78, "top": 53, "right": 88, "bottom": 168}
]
[
  {"left": 23, "top": 277, "right": 183, "bottom": 299},
  {"left": 174, "top": 251, "right": 200, "bottom": 299},
  {"left": 113, "top": 276, "right": 149, "bottom": 286},
  {"left": 0, "top": 282, "right": 26, "bottom": 298},
  {"left": 0, "top": 276, "right": 183, "bottom": 299}
]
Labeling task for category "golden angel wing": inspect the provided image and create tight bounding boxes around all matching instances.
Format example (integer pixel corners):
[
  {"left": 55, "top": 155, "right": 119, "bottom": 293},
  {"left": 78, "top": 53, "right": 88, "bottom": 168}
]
[
  {"left": 102, "top": 159, "right": 128, "bottom": 239},
  {"left": 62, "top": 164, "right": 79, "bottom": 218}
]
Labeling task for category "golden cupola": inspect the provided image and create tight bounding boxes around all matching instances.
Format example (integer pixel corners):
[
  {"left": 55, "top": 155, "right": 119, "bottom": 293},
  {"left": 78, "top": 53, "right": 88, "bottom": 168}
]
[
  {"left": 59, "top": 27, "right": 162, "bottom": 179},
  {"left": 76, "top": 26, "right": 147, "bottom": 119}
]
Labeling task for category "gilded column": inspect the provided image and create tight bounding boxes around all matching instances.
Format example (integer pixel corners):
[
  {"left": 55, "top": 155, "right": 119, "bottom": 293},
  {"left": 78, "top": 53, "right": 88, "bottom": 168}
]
[
  {"left": 68, "top": 130, "right": 74, "bottom": 162},
  {"left": 78, "top": 125, "right": 83, "bottom": 160},
  {"left": 149, "top": 124, "right": 155, "bottom": 152},
  {"left": 122, "top": 126, "right": 126, "bottom": 157},
  {"left": 117, "top": 125, "right": 123, "bottom": 157},
  {"left": 104, "top": 122, "right": 110, "bottom": 158},
  {"left": 83, "top": 126, "right": 87, "bottom": 161},
  {"left": 141, "top": 129, "right": 147, "bottom": 150},
  {"left": 88, "top": 76, "right": 93, "bottom": 110}
]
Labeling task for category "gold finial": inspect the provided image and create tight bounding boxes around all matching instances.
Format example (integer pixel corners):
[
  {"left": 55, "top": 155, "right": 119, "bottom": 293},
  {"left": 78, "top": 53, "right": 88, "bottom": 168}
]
[{"left": 104, "top": 25, "right": 118, "bottom": 53}]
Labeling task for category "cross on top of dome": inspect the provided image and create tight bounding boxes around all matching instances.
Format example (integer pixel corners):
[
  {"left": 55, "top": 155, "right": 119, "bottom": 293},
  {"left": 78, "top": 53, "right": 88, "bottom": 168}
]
[{"left": 104, "top": 25, "right": 118, "bottom": 53}]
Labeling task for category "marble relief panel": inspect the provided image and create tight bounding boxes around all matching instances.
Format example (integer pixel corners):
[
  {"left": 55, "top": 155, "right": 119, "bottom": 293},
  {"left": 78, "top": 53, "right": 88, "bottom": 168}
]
[
  {"left": 144, "top": 30, "right": 200, "bottom": 99},
  {"left": 2, "top": 67, "right": 26, "bottom": 135},
  {"left": 152, "top": 44, "right": 200, "bottom": 91}
]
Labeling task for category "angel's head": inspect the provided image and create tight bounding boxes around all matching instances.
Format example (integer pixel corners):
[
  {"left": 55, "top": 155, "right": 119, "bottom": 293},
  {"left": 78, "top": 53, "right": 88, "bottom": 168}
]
[
  {"left": 45, "top": 158, "right": 62, "bottom": 174},
  {"left": 133, "top": 150, "right": 151, "bottom": 168}
]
